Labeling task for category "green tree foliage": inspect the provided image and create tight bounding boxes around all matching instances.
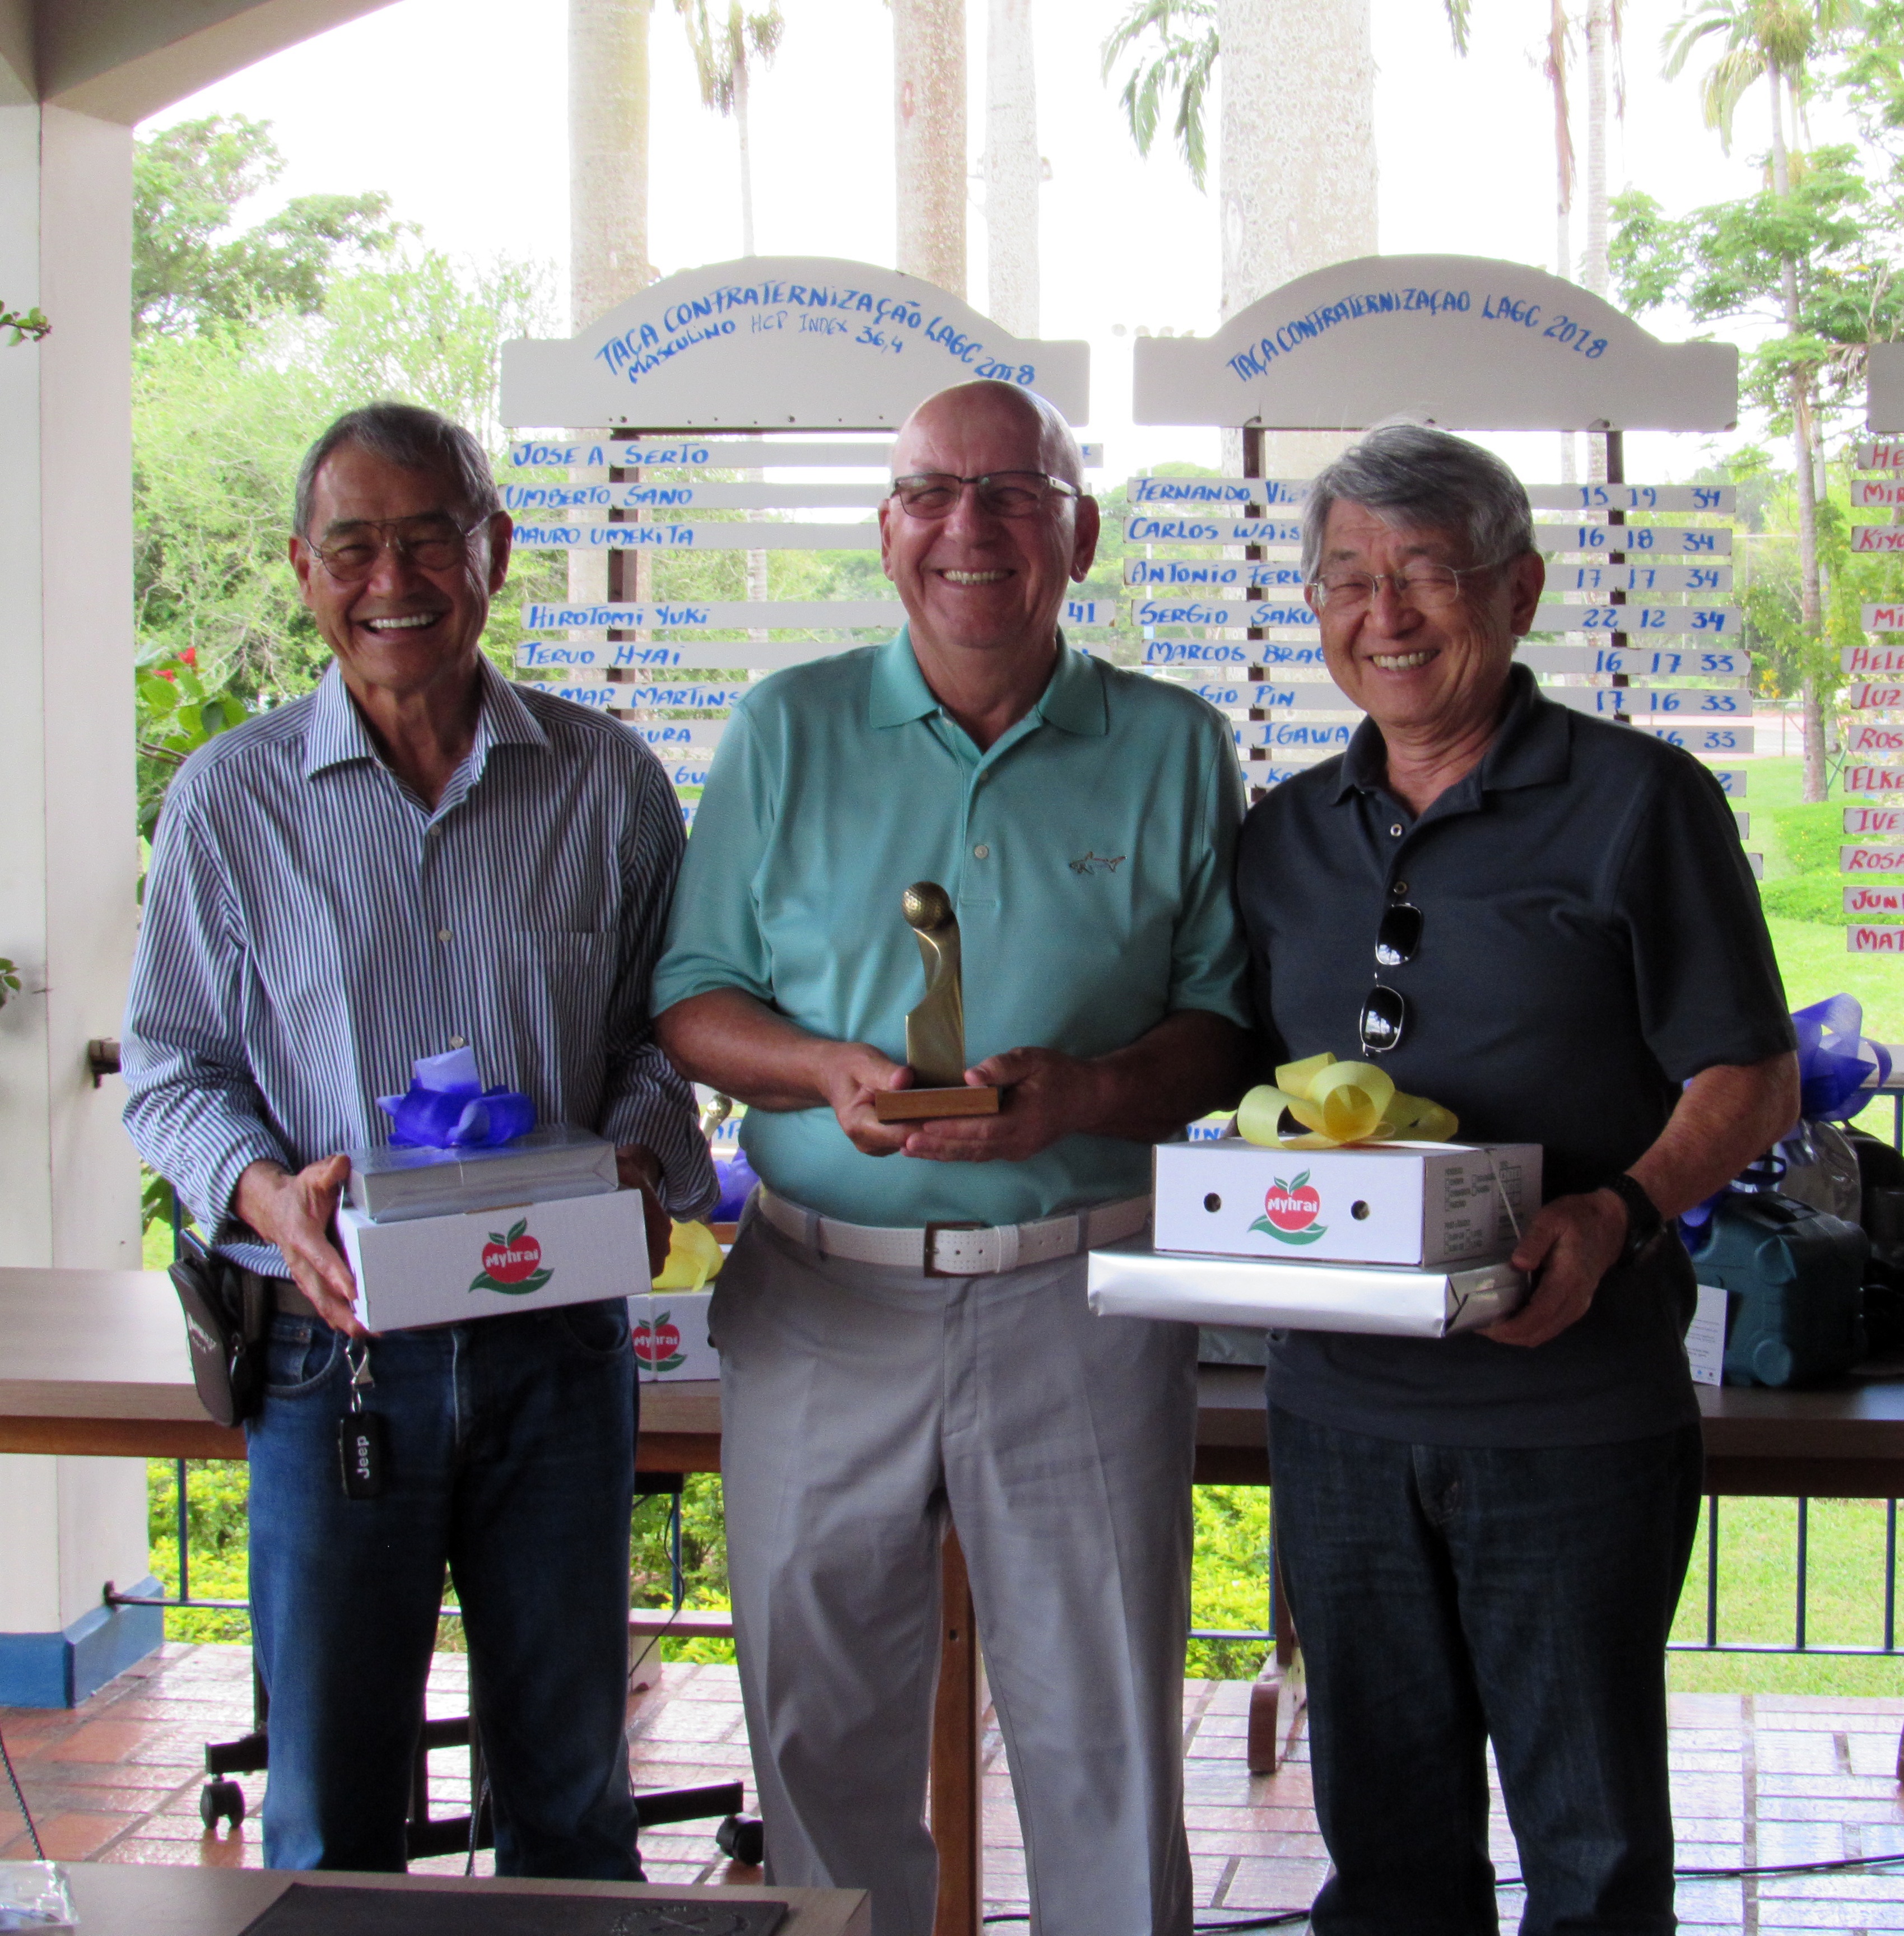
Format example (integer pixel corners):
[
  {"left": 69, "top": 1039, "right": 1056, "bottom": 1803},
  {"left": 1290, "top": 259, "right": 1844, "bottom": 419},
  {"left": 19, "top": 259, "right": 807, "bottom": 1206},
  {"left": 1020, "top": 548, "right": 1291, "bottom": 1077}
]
[
  {"left": 133, "top": 117, "right": 404, "bottom": 339},
  {"left": 132, "top": 117, "right": 560, "bottom": 709}
]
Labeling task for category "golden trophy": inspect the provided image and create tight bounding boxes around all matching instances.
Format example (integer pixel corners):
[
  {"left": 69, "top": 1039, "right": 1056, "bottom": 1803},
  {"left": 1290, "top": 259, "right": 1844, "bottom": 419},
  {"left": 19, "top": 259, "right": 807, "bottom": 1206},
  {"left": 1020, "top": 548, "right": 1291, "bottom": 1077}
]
[{"left": 872, "top": 882, "right": 1004, "bottom": 1123}]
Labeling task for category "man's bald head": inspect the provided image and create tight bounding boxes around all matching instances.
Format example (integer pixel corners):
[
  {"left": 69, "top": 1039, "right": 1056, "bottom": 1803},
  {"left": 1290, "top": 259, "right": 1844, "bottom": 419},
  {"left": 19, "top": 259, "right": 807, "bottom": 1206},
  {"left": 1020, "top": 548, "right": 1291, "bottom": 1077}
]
[{"left": 892, "top": 380, "right": 1083, "bottom": 488}]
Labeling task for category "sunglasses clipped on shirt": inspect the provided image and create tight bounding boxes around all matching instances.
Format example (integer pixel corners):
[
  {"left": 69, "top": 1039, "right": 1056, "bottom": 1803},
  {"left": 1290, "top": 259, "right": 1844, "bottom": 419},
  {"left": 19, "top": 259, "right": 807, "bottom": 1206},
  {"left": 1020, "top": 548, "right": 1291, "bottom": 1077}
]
[{"left": 1359, "top": 899, "right": 1423, "bottom": 1056}]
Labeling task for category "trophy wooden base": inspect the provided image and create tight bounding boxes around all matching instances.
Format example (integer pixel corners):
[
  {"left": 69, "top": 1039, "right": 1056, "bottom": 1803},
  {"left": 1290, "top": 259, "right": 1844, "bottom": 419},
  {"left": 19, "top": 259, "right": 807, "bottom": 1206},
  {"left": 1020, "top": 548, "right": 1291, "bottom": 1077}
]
[{"left": 874, "top": 1086, "right": 1003, "bottom": 1123}]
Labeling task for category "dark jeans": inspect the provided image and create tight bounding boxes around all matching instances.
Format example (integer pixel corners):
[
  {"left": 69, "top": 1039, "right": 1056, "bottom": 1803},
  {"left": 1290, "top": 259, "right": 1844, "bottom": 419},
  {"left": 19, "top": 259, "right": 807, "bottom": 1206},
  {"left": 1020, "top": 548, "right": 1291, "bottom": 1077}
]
[
  {"left": 246, "top": 1299, "right": 641, "bottom": 1877},
  {"left": 1268, "top": 1406, "right": 1703, "bottom": 1936}
]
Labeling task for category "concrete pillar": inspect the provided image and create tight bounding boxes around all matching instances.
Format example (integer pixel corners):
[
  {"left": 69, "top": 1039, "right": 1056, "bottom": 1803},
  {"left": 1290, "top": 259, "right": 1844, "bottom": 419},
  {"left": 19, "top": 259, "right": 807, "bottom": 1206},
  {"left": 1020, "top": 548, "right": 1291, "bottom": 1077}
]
[{"left": 0, "top": 100, "right": 159, "bottom": 1705}]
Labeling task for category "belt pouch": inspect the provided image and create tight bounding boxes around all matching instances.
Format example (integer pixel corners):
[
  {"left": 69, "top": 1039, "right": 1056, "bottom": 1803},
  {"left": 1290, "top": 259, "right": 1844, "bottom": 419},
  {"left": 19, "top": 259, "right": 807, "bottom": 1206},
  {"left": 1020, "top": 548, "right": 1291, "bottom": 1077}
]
[{"left": 168, "top": 1228, "right": 274, "bottom": 1427}]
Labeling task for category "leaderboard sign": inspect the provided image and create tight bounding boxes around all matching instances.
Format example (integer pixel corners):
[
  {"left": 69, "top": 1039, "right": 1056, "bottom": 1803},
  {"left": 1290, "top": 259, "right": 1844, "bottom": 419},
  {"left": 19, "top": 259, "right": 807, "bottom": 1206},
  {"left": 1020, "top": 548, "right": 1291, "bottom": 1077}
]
[
  {"left": 498, "top": 257, "right": 1097, "bottom": 826},
  {"left": 1121, "top": 252, "right": 1756, "bottom": 848}
]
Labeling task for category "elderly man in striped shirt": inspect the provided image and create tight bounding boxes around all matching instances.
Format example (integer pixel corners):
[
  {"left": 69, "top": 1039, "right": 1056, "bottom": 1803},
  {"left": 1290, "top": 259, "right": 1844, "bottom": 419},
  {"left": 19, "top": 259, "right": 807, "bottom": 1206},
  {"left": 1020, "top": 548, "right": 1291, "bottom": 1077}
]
[{"left": 123, "top": 402, "right": 714, "bottom": 1877}]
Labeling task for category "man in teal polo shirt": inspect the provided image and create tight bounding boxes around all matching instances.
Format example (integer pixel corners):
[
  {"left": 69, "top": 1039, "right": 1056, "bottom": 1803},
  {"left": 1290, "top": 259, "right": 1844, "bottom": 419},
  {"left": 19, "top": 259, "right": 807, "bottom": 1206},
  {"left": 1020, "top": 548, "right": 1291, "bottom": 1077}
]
[{"left": 653, "top": 379, "right": 1251, "bottom": 1936}]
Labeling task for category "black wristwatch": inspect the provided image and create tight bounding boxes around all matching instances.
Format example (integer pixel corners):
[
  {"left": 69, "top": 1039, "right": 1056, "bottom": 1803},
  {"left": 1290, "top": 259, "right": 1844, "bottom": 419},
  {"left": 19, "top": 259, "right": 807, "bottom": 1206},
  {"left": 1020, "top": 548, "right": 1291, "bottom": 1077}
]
[{"left": 1601, "top": 1172, "right": 1665, "bottom": 1265}]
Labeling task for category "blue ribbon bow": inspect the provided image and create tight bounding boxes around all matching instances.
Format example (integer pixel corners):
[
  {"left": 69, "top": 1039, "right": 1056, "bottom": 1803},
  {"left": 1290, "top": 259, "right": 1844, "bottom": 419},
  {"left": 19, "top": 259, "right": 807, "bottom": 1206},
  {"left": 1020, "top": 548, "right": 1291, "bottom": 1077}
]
[
  {"left": 1680, "top": 994, "right": 1891, "bottom": 1233},
  {"left": 377, "top": 1046, "right": 537, "bottom": 1150}
]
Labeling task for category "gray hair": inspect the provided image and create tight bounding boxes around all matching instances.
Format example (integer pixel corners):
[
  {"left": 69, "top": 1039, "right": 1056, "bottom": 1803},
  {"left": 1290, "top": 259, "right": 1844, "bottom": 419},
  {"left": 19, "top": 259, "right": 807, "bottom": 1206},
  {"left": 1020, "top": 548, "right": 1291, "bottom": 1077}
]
[
  {"left": 292, "top": 402, "right": 501, "bottom": 537},
  {"left": 1300, "top": 423, "right": 1534, "bottom": 582}
]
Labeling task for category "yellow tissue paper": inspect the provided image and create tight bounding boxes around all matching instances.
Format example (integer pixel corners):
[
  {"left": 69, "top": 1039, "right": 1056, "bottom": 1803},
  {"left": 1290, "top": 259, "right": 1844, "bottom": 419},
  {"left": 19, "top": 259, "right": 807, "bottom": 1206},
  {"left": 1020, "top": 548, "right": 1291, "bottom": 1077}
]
[{"left": 653, "top": 1219, "right": 725, "bottom": 1292}]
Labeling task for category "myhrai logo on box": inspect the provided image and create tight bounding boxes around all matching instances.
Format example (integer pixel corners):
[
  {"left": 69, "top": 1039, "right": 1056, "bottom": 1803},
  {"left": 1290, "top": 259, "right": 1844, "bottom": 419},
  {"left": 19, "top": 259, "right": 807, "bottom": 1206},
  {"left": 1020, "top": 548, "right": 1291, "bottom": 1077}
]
[
  {"left": 469, "top": 1218, "right": 553, "bottom": 1295},
  {"left": 633, "top": 1309, "right": 686, "bottom": 1372},
  {"left": 1250, "top": 1172, "right": 1329, "bottom": 1245}
]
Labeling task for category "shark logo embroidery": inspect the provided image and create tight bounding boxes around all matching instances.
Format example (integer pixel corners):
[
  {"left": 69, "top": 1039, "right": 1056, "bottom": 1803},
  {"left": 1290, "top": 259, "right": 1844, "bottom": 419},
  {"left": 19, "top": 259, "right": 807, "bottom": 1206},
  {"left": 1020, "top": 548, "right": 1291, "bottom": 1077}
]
[{"left": 1069, "top": 851, "right": 1127, "bottom": 876}]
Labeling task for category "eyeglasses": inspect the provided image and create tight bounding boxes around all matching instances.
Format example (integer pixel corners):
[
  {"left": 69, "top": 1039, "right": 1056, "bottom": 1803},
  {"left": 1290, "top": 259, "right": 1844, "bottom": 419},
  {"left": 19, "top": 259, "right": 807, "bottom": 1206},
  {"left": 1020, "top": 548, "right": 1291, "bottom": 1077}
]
[
  {"left": 1308, "top": 560, "right": 1505, "bottom": 614},
  {"left": 303, "top": 515, "right": 487, "bottom": 584},
  {"left": 1360, "top": 900, "right": 1422, "bottom": 1057},
  {"left": 888, "top": 472, "right": 1083, "bottom": 520}
]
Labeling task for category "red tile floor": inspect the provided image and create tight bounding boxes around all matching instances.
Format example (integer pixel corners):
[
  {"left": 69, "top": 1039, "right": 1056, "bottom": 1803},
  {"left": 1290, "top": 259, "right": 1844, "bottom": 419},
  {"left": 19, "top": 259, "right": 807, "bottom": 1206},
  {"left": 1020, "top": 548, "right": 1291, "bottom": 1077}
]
[{"left": 7, "top": 1642, "right": 1904, "bottom": 1930}]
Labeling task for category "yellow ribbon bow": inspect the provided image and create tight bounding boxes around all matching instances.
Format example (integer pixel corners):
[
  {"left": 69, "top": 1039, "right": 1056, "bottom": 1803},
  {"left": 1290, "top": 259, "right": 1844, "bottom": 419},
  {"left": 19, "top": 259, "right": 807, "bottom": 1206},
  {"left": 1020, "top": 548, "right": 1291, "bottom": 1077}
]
[
  {"left": 1235, "top": 1052, "right": 1459, "bottom": 1151},
  {"left": 653, "top": 1220, "right": 725, "bottom": 1292}
]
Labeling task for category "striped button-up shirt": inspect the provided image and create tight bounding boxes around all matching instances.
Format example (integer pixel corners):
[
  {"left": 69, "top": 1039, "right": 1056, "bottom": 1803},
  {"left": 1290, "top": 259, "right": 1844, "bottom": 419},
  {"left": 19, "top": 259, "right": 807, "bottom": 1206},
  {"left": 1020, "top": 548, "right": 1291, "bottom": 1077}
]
[{"left": 124, "top": 657, "right": 716, "bottom": 1276}]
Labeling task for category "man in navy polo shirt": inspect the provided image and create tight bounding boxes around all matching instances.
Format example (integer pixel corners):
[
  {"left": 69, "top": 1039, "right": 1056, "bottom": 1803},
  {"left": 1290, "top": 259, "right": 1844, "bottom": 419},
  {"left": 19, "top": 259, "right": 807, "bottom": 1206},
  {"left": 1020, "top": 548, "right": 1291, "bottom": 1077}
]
[{"left": 1238, "top": 423, "right": 1798, "bottom": 1935}]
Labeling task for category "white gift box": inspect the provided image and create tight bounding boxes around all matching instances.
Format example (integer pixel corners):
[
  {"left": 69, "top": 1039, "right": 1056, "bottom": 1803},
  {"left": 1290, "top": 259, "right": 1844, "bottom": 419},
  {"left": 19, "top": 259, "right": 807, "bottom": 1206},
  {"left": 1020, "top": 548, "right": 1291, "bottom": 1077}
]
[
  {"left": 346, "top": 1124, "right": 620, "bottom": 1225},
  {"left": 1087, "top": 1240, "right": 1527, "bottom": 1339},
  {"left": 337, "top": 1188, "right": 649, "bottom": 1332},
  {"left": 628, "top": 1290, "right": 719, "bottom": 1381},
  {"left": 1153, "top": 1138, "right": 1542, "bottom": 1268}
]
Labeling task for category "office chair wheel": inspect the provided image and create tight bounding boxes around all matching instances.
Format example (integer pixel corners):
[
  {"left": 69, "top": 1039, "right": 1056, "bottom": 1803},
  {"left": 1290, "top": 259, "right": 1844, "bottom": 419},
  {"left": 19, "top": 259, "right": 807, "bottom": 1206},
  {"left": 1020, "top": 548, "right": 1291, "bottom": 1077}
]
[
  {"left": 200, "top": 1777, "right": 246, "bottom": 1830},
  {"left": 716, "top": 1813, "right": 765, "bottom": 1866}
]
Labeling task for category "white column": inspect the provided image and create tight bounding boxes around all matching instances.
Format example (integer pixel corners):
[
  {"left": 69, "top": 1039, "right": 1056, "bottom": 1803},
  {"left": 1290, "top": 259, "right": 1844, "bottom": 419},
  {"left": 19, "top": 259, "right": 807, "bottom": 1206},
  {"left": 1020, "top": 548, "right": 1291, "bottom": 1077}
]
[{"left": 0, "top": 101, "right": 157, "bottom": 1706}]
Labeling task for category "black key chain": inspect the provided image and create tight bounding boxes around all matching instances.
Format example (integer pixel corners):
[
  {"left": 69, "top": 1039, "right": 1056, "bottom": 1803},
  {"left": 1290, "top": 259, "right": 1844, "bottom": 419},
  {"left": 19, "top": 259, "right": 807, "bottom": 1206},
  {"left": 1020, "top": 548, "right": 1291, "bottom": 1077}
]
[{"left": 338, "top": 1339, "right": 387, "bottom": 1500}]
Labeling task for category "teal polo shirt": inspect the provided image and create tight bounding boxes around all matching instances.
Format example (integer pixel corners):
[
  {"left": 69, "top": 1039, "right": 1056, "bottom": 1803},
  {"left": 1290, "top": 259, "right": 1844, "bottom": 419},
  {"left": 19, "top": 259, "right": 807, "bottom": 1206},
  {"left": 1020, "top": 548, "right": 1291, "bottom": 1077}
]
[{"left": 653, "top": 629, "right": 1251, "bottom": 1227}]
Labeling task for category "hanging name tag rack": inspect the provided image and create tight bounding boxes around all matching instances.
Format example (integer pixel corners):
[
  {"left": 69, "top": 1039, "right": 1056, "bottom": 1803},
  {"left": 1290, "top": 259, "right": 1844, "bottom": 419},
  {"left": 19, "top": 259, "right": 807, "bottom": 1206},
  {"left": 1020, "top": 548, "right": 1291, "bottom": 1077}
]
[
  {"left": 1842, "top": 354, "right": 1904, "bottom": 951},
  {"left": 1124, "top": 252, "right": 1755, "bottom": 860},
  {"left": 499, "top": 257, "right": 1097, "bottom": 823}
]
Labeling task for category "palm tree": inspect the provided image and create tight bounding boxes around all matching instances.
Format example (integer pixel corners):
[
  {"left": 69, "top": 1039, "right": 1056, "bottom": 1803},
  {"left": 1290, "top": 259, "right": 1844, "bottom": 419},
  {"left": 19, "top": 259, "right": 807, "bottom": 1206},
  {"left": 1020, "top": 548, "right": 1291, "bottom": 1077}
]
[
  {"left": 569, "top": 0, "right": 654, "bottom": 623},
  {"left": 895, "top": 0, "right": 966, "bottom": 295},
  {"left": 676, "top": 0, "right": 785, "bottom": 257},
  {"left": 1545, "top": 0, "right": 1579, "bottom": 479},
  {"left": 1101, "top": 0, "right": 1465, "bottom": 322},
  {"left": 1663, "top": 0, "right": 1861, "bottom": 799},
  {"left": 570, "top": 0, "right": 654, "bottom": 332},
  {"left": 985, "top": 0, "right": 1040, "bottom": 335}
]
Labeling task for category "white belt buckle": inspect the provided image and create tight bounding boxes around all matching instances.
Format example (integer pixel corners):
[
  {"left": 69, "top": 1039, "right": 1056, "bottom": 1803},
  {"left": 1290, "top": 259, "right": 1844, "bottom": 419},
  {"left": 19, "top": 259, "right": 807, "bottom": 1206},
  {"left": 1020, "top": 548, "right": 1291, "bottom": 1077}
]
[{"left": 924, "top": 1220, "right": 987, "bottom": 1276}]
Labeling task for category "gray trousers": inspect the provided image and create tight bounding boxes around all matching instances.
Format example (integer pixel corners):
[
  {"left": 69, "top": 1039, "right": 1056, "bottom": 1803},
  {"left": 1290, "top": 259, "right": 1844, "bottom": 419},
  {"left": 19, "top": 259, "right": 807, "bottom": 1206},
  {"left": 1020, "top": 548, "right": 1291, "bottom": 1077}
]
[{"left": 711, "top": 1211, "right": 1198, "bottom": 1936}]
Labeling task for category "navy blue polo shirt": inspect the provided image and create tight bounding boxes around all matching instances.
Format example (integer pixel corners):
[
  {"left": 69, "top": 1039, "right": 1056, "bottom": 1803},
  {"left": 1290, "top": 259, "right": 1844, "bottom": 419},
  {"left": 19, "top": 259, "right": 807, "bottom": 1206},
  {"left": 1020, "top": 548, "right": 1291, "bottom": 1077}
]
[{"left": 1237, "top": 663, "right": 1795, "bottom": 1446}]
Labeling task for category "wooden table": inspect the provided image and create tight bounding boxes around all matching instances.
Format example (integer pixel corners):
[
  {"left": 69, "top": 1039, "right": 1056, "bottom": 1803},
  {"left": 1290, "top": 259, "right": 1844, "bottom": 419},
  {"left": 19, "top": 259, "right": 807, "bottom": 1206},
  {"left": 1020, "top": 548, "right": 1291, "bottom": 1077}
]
[
  {"left": 59, "top": 1859, "right": 868, "bottom": 1934},
  {"left": 13, "top": 1274, "right": 1904, "bottom": 1933}
]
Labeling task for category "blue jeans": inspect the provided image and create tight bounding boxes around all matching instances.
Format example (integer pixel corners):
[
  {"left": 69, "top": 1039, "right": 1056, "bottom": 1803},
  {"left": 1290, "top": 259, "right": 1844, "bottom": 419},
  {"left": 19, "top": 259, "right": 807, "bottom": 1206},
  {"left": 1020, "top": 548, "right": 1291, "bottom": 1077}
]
[
  {"left": 245, "top": 1299, "right": 641, "bottom": 1877},
  {"left": 1268, "top": 1407, "right": 1703, "bottom": 1936}
]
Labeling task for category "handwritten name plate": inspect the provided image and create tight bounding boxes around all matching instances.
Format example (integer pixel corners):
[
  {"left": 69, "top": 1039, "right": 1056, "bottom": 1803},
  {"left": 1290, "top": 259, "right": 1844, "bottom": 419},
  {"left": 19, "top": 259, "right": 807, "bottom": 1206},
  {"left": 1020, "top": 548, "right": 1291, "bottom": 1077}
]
[
  {"left": 1524, "top": 484, "right": 1734, "bottom": 513},
  {"left": 1533, "top": 524, "right": 1732, "bottom": 556},
  {"left": 1852, "top": 527, "right": 1904, "bottom": 553},
  {"left": 1849, "top": 722, "right": 1904, "bottom": 755},
  {"left": 1643, "top": 724, "right": 1753, "bottom": 754},
  {"left": 1518, "top": 644, "right": 1748, "bottom": 678},
  {"left": 1849, "top": 925, "right": 1904, "bottom": 952},
  {"left": 627, "top": 722, "right": 727, "bottom": 751},
  {"left": 1132, "top": 600, "right": 1316, "bottom": 630},
  {"left": 1126, "top": 477, "right": 1309, "bottom": 505},
  {"left": 520, "top": 600, "right": 901, "bottom": 631},
  {"left": 1858, "top": 614, "right": 1904, "bottom": 641},
  {"left": 519, "top": 640, "right": 832, "bottom": 671},
  {"left": 1845, "top": 765, "right": 1904, "bottom": 796},
  {"left": 1542, "top": 686, "right": 1749, "bottom": 718},
  {"left": 1549, "top": 564, "right": 1732, "bottom": 594},
  {"left": 1250, "top": 644, "right": 1332, "bottom": 669},
  {"left": 1237, "top": 720, "right": 1356, "bottom": 751},
  {"left": 511, "top": 522, "right": 877, "bottom": 551},
  {"left": 515, "top": 441, "right": 1103, "bottom": 479},
  {"left": 505, "top": 481, "right": 886, "bottom": 512},
  {"left": 1849, "top": 886, "right": 1904, "bottom": 916},
  {"left": 1843, "top": 845, "right": 1904, "bottom": 873},
  {"left": 1855, "top": 444, "right": 1904, "bottom": 473},
  {"left": 552, "top": 681, "right": 753, "bottom": 708},
  {"left": 1532, "top": 605, "right": 1740, "bottom": 635},
  {"left": 1849, "top": 807, "right": 1904, "bottom": 836},
  {"left": 1854, "top": 482, "right": 1904, "bottom": 509},
  {"left": 1707, "top": 770, "right": 1747, "bottom": 796},
  {"left": 1123, "top": 516, "right": 1303, "bottom": 546},
  {"left": 1124, "top": 560, "right": 1306, "bottom": 589},
  {"left": 1142, "top": 640, "right": 1255, "bottom": 666}
]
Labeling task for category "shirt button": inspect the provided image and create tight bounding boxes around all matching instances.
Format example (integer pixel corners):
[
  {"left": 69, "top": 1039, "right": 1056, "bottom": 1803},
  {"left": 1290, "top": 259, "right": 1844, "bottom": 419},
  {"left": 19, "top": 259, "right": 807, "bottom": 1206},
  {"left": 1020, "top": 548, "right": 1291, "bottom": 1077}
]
[
  {"left": 1389, "top": 823, "right": 1404, "bottom": 838},
  {"left": 1391, "top": 880, "right": 1409, "bottom": 897},
  {"left": 437, "top": 928, "right": 453, "bottom": 943},
  {"left": 973, "top": 843, "right": 990, "bottom": 859},
  {"left": 449, "top": 1035, "right": 466, "bottom": 1049}
]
